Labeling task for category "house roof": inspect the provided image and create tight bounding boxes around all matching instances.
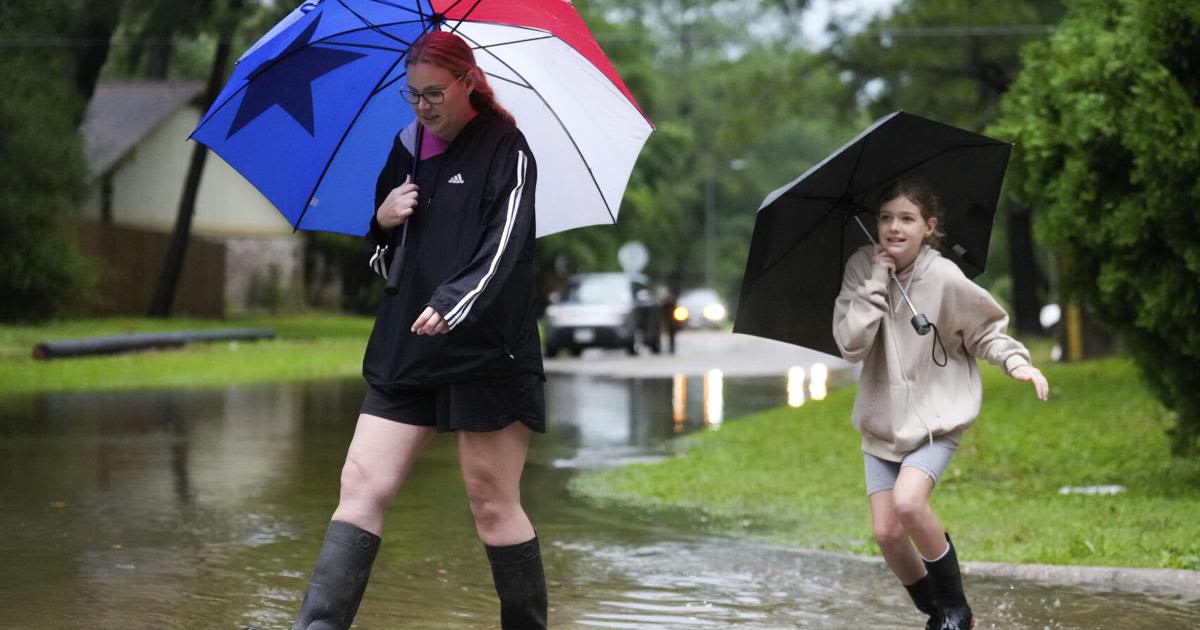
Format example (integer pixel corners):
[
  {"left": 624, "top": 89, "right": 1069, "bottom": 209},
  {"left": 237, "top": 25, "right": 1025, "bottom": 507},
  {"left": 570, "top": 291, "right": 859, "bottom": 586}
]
[{"left": 81, "top": 81, "right": 204, "bottom": 178}]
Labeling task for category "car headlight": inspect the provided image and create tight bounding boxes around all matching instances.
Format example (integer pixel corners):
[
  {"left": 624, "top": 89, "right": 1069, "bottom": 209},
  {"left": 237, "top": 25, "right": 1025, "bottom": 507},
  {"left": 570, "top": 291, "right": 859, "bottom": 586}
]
[
  {"left": 673, "top": 306, "right": 689, "bottom": 322},
  {"left": 702, "top": 304, "right": 726, "bottom": 321}
]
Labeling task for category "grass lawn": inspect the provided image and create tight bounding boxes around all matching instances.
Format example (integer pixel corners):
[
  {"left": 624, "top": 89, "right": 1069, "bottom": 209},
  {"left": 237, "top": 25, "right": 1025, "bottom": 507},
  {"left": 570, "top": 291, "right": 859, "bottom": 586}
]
[
  {"left": 0, "top": 313, "right": 375, "bottom": 395},
  {"left": 568, "top": 357, "right": 1200, "bottom": 569}
]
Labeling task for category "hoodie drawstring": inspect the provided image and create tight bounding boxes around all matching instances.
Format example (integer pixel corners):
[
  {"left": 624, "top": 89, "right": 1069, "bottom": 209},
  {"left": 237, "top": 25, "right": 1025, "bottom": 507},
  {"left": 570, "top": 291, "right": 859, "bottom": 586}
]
[{"left": 883, "top": 283, "right": 936, "bottom": 449}]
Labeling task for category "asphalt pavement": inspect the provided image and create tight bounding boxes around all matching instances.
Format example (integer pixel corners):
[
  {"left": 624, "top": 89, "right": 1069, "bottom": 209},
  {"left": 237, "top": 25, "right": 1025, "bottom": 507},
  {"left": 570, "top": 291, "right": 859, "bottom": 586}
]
[{"left": 542, "top": 329, "right": 854, "bottom": 379}]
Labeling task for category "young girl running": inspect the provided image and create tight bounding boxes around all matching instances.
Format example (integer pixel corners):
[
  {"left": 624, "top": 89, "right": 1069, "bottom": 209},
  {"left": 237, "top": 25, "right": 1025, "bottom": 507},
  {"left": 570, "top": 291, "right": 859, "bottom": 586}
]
[{"left": 832, "top": 179, "right": 1049, "bottom": 629}]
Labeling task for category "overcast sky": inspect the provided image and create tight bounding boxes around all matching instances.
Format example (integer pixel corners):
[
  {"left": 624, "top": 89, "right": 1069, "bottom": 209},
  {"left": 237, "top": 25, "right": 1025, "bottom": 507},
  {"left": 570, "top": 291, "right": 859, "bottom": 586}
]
[{"left": 800, "top": 0, "right": 900, "bottom": 48}]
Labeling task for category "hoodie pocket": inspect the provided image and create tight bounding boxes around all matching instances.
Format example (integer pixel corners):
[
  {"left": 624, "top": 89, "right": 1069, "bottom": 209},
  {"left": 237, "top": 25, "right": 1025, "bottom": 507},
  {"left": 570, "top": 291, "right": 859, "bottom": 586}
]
[
  {"left": 852, "top": 384, "right": 892, "bottom": 442},
  {"left": 896, "top": 383, "right": 937, "bottom": 443}
]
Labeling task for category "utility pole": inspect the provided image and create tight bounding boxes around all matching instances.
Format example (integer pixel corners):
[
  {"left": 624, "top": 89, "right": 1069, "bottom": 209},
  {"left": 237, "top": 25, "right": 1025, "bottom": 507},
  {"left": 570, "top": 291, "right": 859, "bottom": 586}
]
[
  {"left": 704, "top": 174, "right": 715, "bottom": 288},
  {"left": 703, "top": 158, "right": 746, "bottom": 289}
]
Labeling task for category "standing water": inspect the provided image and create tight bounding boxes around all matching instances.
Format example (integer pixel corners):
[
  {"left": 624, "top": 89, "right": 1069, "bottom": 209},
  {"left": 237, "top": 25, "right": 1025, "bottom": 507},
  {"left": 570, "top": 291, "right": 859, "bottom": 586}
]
[{"left": 0, "top": 375, "right": 1194, "bottom": 629}]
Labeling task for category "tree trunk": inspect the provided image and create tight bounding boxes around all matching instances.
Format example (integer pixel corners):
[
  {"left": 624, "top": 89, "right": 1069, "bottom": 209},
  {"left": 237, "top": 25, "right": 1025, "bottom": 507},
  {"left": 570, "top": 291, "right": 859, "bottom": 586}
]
[
  {"left": 72, "top": 0, "right": 124, "bottom": 113},
  {"left": 1006, "top": 202, "right": 1043, "bottom": 335},
  {"left": 147, "top": 41, "right": 173, "bottom": 79},
  {"left": 148, "top": 1, "right": 240, "bottom": 317}
]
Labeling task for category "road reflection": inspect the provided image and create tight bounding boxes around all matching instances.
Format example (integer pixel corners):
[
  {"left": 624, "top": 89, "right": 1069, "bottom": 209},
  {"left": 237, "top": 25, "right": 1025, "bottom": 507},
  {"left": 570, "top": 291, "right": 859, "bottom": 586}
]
[
  {"left": 787, "top": 366, "right": 806, "bottom": 407},
  {"left": 672, "top": 373, "right": 686, "bottom": 434},
  {"left": 810, "top": 362, "right": 828, "bottom": 401}
]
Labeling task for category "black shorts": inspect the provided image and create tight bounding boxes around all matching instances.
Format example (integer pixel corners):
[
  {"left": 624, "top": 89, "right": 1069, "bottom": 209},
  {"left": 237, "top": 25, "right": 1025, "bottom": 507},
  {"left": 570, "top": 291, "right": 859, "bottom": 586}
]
[{"left": 360, "top": 372, "right": 546, "bottom": 433}]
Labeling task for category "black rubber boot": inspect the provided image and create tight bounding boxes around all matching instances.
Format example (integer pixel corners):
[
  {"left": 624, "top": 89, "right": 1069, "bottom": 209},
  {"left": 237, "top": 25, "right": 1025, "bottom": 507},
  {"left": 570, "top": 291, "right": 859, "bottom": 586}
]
[
  {"left": 904, "top": 573, "right": 939, "bottom": 629},
  {"left": 485, "top": 537, "right": 548, "bottom": 630},
  {"left": 924, "top": 533, "right": 974, "bottom": 630},
  {"left": 291, "top": 521, "right": 381, "bottom": 630}
]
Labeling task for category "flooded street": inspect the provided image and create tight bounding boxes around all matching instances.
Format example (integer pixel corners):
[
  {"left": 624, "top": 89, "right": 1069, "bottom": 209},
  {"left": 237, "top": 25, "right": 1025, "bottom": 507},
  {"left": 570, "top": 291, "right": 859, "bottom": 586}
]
[{"left": 1, "top": 369, "right": 1196, "bottom": 629}]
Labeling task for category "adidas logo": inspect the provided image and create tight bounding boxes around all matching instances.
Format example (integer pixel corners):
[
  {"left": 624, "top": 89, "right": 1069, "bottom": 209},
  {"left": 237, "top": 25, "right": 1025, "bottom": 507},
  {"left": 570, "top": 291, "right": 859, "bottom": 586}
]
[{"left": 447, "top": 173, "right": 465, "bottom": 184}]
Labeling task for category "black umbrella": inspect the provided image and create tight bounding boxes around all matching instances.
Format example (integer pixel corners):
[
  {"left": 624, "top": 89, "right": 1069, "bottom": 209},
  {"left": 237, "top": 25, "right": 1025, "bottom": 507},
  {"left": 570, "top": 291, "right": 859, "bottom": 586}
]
[{"left": 734, "top": 111, "right": 1012, "bottom": 357}]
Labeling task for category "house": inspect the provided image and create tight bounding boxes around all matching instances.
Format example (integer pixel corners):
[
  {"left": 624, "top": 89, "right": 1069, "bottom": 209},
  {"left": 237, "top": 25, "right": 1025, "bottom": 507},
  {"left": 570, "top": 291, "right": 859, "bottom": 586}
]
[{"left": 78, "top": 81, "right": 304, "bottom": 316}]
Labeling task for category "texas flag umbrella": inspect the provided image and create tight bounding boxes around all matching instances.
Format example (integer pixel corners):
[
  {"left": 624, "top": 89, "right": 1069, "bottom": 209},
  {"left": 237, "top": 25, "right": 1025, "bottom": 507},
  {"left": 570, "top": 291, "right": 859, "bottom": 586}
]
[{"left": 190, "top": 0, "right": 653, "bottom": 237}]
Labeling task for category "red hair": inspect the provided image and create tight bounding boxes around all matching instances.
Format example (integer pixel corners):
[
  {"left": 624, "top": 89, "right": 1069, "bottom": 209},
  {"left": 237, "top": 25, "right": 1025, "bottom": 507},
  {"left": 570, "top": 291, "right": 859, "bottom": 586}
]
[{"left": 406, "top": 31, "right": 515, "bottom": 125}]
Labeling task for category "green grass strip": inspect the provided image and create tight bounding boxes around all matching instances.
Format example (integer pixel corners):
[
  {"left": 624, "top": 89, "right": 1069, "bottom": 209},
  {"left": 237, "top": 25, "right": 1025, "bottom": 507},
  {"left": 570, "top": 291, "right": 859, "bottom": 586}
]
[
  {"left": 569, "top": 358, "right": 1200, "bottom": 569},
  {"left": 0, "top": 314, "right": 374, "bottom": 394}
]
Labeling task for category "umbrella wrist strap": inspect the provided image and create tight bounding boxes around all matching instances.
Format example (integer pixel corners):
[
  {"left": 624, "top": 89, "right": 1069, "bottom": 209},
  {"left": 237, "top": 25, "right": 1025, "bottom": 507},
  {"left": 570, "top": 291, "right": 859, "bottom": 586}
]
[{"left": 929, "top": 323, "right": 948, "bottom": 367}]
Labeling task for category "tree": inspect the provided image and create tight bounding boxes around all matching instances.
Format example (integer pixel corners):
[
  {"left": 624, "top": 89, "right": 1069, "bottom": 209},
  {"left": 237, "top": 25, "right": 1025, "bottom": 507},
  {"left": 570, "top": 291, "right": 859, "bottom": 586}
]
[
  {"left": 147, "top": 0, "right": 244, "bottom": 317},
  {"left": 73, "top": 0, "right": 125, "bottom": 103},
  {"left": 992, "top": 0, "right": 1200, "bottom": 454},
  {"left": 106, "top": 0, "right": 256, "bottom": 81},
  {"left": 827, "top": 0, "right": 1065, "bottom": 334},
  {"left": 117, "top": 0, "right": 208, "bottom": 78},
  {"left": 0, "top": 1, "right": 120, "bottom": 320},
  {"left": 541, "top": 0, "right": 858, "bottom": 308}
]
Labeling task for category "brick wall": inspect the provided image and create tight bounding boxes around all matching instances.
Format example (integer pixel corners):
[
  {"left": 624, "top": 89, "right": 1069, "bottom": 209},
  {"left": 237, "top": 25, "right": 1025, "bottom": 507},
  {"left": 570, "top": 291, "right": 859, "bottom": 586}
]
[{"left": 223, "top": 235, "right": 304, "bottom": 312}]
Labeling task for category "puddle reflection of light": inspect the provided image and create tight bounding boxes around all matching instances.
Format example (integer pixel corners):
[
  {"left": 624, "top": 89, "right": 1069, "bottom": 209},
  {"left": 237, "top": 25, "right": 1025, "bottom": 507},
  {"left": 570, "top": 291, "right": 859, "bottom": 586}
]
[
  {"left": 787, "top": 366, "right": 806, "bottom": 407},
  {"left": 672, "top": 373, "right": 686, "bottom": 434},
  {"left": 809, "top": 363, "right": 828, "bottom": 401},
  {"left": 704, "top": 369, "right": 724, "bottom": 429}
]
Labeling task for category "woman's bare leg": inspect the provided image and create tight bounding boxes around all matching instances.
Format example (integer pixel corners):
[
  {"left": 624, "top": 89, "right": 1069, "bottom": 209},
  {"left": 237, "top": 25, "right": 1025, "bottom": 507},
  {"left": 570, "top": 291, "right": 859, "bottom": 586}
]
[
  {"left": 330, "top": 414, "right": 436, "bottom": 535},
  {"left": 455, "top": 421, "right": 534, "bottom": 545}
]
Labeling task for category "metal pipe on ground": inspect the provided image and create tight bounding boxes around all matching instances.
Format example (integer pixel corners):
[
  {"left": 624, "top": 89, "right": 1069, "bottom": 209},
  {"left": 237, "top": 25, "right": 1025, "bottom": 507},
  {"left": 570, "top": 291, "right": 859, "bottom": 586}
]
[{"left": 32, "top": 328, "right": 276, "bottom": 360}]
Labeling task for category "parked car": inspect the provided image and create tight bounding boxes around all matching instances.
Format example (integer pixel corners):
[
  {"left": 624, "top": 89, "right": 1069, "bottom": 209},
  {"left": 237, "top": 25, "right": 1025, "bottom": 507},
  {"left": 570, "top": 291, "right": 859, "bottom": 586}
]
[
  {"left": 543, "top": 273, "right": 663, "bottom": 356},
  {"left": 674, "top": 288, "right": 728, "bottom": 330}
]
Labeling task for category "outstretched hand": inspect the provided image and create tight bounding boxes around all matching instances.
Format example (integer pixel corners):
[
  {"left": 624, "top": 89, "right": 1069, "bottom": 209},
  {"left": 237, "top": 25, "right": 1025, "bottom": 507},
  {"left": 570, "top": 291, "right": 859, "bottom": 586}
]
[
  {"left": 411, "top": 305, "right": 449, "bottom": 336},
  {"left": 1011, "top": 364, "right": 1049, "bottom": 401}
]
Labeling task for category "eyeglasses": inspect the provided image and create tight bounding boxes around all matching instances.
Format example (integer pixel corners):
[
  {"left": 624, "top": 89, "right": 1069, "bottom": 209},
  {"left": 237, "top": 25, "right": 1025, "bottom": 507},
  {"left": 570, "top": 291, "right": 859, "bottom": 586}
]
[{"left": 400, "top": 73, "right": 467, "bottom": 105}]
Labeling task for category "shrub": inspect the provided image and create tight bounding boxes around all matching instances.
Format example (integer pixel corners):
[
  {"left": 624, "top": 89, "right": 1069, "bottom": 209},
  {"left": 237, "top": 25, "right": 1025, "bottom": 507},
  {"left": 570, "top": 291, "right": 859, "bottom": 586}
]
[{"left": 992, "top": 0, "right": 1200, "bottom": 454}]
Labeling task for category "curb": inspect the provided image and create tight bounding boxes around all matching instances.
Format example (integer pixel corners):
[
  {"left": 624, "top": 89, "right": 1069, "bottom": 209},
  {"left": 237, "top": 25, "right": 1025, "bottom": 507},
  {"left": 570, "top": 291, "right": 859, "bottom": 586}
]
[
  {"left": 776, "top": 544, "right": 1200, "bottom": 601},
  {"left": 961, "top": 560, "right": 1200, "bottom": 601}
]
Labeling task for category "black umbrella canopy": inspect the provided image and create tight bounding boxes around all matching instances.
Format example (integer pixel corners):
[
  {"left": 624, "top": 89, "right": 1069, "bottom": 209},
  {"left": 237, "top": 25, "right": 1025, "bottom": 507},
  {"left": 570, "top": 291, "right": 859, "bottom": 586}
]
[{"left": 734, "top": 111, "right": 1012, "bottom": 356}]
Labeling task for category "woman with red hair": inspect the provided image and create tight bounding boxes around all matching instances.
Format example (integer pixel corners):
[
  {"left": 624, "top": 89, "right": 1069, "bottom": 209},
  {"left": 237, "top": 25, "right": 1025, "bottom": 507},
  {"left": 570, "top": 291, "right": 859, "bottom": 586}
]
[{"left": 291, "top": 31, "right": 546, "bottom": 630}]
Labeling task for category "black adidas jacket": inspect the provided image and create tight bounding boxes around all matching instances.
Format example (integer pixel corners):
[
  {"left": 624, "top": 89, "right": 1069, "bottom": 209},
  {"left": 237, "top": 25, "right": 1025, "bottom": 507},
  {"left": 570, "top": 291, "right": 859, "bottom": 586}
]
[{"left": 362, "top": 110, "right": 543, "bottom": 386}]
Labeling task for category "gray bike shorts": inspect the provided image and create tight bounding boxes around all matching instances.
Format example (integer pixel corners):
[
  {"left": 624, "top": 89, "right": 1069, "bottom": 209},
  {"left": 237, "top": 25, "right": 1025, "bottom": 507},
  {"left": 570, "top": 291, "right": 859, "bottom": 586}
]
[{"left": 864, "top": 437, "right": 958, "bottom": 496}]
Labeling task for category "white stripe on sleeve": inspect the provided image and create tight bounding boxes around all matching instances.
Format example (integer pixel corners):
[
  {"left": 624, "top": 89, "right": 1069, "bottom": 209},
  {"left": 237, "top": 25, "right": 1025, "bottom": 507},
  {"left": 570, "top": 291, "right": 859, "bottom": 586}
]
[
  {"left": 369, "top": 245, "right": 389, "bottom": 279},
  {"left": 442, "top": 150, "right": 528, "bottom": 329}
]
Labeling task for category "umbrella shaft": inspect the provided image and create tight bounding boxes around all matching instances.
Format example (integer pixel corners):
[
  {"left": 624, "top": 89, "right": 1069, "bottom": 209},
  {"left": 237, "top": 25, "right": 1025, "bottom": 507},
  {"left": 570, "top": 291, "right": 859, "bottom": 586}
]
[{"left": 893, "top": 276, "right": 920, "bottom": 318}]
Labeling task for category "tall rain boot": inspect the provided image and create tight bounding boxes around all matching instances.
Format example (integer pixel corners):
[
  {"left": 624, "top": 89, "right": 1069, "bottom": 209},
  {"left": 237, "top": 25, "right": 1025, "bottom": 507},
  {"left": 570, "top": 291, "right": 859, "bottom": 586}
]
[
  {"left": 291, "top": 521, "right": 381, "bottom": 630},
  {"left": 924, "top": 533, "right": 975, "bottom": 630},
  {"left": 904, "top": 573, "right": 939, "bottom": 629},
  {"left": 485, "top": 537, "right": 548, "bottom": 630}
]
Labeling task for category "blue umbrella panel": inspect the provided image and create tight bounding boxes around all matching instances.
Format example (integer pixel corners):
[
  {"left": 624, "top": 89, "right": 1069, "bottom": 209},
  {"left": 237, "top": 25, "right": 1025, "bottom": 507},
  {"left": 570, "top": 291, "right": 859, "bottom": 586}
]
[{"left": 191, "top": 1, "right": 434, "bottom": 236}]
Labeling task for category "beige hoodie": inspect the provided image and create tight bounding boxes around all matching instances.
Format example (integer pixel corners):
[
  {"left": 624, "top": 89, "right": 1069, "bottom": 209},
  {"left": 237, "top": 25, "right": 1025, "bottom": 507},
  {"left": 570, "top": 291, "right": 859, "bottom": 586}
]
[{"left": 833, "top": 245, "right": 1031, "bottom": 462}]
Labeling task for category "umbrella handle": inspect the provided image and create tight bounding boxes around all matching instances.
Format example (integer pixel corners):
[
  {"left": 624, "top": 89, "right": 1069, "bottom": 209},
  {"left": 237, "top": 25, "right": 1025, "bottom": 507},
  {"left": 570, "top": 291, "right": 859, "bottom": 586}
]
[
  {"left": 910, "top": 312, "right": 932, "bottom": 336},
  {"left": 382, "top": 125, "right": 424, "bottom": 295},
  {"left": 383, "top": 240, "right": 406, "bottom": 295}
]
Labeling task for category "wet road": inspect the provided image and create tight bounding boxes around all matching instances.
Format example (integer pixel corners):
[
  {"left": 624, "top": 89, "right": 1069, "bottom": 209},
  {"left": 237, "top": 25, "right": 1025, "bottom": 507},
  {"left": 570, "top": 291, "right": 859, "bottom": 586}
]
[
  {"left": 0, "top": 365, "right": 1196, "bottom": 628},
  {"left": 543, "top": 330, "right": 852, "bottom": 379}
]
